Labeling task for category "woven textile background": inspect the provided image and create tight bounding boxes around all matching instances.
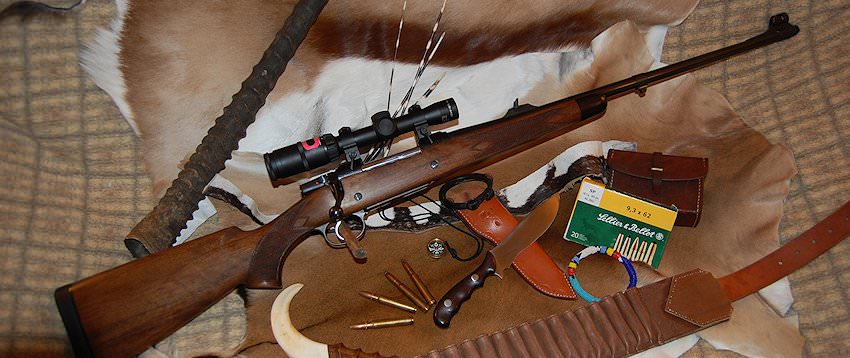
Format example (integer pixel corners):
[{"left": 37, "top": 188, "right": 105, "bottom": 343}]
[{"left": 0, "top": 0, "right": 847, "bottom": 357}]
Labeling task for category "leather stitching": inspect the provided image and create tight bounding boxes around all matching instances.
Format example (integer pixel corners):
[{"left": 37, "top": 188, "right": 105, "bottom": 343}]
[
  {"left": 456, "top": 209, "right": 496, "bottom": 244},
  {"left": 608, "top": 151, "right": 618, "bottom": 187},
  {"left": 608, "top": 152, "right": 707, "bottom": 227},
  {"left": 512, "top": 257, "right": 572, "bottom": 299},
  {"left": 694, "top": 159, "right": 707, "bottom": 224},
  {"left": 664, "top": 270, "right": 732, "bottom": 327},
  {"left": 456, "top": 206, "right": 575, "bottom": 299}
]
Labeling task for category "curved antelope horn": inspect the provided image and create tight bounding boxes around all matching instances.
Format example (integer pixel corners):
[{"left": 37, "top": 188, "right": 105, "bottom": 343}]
[{"left": 271, "top": 283, "right": 330, "bottom": 358}]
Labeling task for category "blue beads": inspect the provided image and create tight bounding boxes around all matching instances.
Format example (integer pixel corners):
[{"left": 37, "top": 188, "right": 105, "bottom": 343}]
[{"left": 566, "top": 245, "right": 638, "bottom": 302}]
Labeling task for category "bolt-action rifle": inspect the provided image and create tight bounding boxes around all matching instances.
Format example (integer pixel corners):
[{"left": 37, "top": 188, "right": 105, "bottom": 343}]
[{"left": 54, "top": 14, "right": 798, "bottom": 358}]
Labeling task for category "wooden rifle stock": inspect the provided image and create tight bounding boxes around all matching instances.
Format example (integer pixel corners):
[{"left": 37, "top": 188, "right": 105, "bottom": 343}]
[
  {"left": 56, "top": 226, "right": 261, "bottom": 358},
  {"left": 55, "top": 13, "right": 798, "bottom": 358},
  {"left": 55, "top": 197, "right": 332, "bottom": 358}
]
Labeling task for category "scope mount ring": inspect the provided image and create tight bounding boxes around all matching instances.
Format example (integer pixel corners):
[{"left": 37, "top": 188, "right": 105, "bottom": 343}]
[{"left": 322, "top": 215, "right": 367, "bottom": 248}]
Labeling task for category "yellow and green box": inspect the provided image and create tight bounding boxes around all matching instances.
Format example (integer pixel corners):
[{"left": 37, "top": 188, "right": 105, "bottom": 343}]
[{"left": 564, "top": 178, "right": 677, "bottom": 268}]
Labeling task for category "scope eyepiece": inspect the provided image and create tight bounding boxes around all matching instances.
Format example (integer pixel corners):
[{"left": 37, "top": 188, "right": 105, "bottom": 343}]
[
  {"left": 264, "top": 134, "right": 339, "bottom": 182},
  {"left": 264, "top": 98, "right": 458, "bottom": 183}
]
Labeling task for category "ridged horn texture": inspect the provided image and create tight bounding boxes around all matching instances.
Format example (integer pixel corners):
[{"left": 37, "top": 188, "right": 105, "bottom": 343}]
[{"left": 124, "top": 0, "right": 329, "bottom": 256}]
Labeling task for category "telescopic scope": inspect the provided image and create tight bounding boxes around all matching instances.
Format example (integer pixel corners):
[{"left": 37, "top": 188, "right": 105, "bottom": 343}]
[{"left": 264, "top": 98, "right": 458, "bottom": 182}]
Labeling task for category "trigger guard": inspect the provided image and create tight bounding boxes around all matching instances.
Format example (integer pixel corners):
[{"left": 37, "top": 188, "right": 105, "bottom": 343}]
[{"left": 321, "top": 215, "right": 366, "bottom": 248}]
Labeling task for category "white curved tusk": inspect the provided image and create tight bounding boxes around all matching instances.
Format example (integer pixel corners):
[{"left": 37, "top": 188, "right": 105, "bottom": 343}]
[{"left": 271, "top": 283, "right": 329, "bottom": 358}]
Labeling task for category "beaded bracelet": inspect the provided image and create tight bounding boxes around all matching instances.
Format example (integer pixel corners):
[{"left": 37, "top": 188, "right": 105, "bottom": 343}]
[{"left": 567, "top": 245, "right": 638, "bottom": 302}]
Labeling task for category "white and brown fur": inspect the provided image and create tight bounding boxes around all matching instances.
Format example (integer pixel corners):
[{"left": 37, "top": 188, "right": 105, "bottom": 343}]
[
  {"left": 84, "top": 0, "right": 697, "bottom": 209},
  {"left": 82, "top": 1, "right": 803, "bottom": 357}
]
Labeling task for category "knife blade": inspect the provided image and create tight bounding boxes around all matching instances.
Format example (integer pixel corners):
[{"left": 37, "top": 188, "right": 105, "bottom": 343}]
[{"left": 433, "top": 195, "right": 560, "bottom": 328}]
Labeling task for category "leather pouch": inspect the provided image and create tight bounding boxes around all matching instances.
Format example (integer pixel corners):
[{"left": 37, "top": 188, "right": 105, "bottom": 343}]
[{"left": 605, "top": 150, "right": 708, "bottom": 227}]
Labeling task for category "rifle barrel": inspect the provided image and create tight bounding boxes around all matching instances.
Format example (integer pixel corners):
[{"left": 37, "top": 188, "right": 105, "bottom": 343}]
[{"left": 595, "top": 13, "right": 798, "bottom": 101}]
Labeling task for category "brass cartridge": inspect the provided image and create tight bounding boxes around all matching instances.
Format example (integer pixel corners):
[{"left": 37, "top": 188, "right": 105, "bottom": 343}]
[
  {"left": 350, "top": 318, "right": 414, "bottom": 330},
  {"left": 359, "top": 291, "right": 417, "bottom": 313},
  {"left": 400, "top": 259, "right": 436, "bottom": 306},
  {"left": 384, "top": 272, "right": 429, "bottom": 311}
]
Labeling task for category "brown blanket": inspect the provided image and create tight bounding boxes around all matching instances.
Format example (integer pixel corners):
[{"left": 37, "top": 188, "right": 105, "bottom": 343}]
[{"left": 0, "top": 0, "right": 848, "bottom": 357}]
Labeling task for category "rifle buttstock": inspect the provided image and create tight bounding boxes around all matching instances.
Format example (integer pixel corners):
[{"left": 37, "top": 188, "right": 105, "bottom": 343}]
[
  {"left": 55, "top": 226, "right": 256, "bottom": 357},
  {"left": 55, "top": 223, "right": 300, "bottom": 358}
]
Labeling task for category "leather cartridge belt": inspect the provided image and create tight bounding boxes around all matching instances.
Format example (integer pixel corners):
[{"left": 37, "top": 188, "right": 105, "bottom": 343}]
[{"left": 422, "top": 199, "right": 850, "bottom": 357}]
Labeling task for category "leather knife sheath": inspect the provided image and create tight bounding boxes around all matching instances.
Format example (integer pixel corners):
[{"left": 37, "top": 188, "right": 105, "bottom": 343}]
[{"left": 454, "top": 196, "right": 576, "bottom": 299}]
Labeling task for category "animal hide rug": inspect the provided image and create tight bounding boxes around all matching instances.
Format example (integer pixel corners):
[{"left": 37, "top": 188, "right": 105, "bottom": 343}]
[
  {"left": 147, "top": 20, "right": 798, "bottom": 358},
  {"left": 83, "top": 0, "right": 700, "bottom": 243},
  {"left": 82, "top": 1, "right": 802, "bottom": 357}
]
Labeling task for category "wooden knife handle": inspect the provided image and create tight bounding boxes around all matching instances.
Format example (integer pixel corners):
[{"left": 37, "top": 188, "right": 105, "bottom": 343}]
[{"left": 433, "top": 252, "right": 497, "bottom": 328}]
